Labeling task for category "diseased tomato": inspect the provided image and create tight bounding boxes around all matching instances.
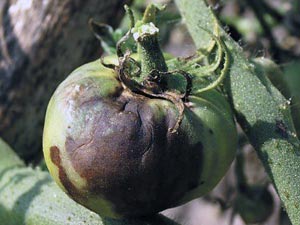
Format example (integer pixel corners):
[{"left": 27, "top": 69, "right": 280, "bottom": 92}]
[{"left": 43, "top": 4, "right": 237, "bottom": 219}]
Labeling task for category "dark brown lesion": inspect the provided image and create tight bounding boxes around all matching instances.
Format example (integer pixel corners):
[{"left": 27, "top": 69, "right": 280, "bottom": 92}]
[
  {"left": 117, "top": 52, "right": 193, "bottom": 133},
  {"left": 63, "top": 101, "right": 204, "bottom": 217},
  {"left": 59, "top": 79, "right": 205, "bottom": 217},
  {"left": 50, "top": 146, "right": 83, "bottom": 201}
]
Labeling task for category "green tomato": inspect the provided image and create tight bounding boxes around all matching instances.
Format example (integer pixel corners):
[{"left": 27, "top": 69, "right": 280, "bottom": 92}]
[{"left": 43, "top": 55, "right": 237, "bottom": 219}]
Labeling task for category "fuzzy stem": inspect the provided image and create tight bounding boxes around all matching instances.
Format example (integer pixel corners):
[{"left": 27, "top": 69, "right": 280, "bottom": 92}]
[
  {"left": 175, "top": 0, "right": 300, "bottom": 224},
  {"left": 137, "top": 33, "right": 167, "bottom": 78},
  {"left": 142, "top": 4, "right": 157, "bottom": 23},
  {"left": 132, "top": 4, "right": 167, "bottom": 81}
]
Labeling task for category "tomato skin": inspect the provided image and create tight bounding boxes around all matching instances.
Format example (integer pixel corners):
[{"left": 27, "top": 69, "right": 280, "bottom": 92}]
[{"left": 43, "top": 56, "right": 237, "bottom": 218}]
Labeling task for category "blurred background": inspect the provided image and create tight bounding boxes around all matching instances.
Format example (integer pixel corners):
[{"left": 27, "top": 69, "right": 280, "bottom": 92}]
[{"left": 0, "top": 0, "right": 300, "bottom": 224}]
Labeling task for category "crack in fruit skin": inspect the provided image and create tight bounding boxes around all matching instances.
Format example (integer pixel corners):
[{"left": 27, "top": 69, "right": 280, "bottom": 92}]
[{"left": 43, "top": 57, "right": 237, "bottom": 218}]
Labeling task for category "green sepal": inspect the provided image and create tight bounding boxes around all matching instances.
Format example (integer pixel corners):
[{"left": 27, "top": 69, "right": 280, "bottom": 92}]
[{"left": 89, "top": 20, "right": 136, "bottom": 55}]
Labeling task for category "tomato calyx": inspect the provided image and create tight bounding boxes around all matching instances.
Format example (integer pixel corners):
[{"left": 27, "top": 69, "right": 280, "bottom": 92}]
[
  {"left": 101, "top": 4, "right": 193, "bottom": 133},
  {"left": 90, "top": 4, "right": 231, "bottom": 133},
  {"left": 117, "top": 51, "right": 193, "bottom": 133}
]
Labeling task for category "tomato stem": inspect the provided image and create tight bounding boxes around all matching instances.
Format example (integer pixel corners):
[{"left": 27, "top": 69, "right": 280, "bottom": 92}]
[
  {"left": 131, "top": 4, "right": 168, "bottom": 81},
  {"left": 136, "top": 32, "right": 167, "bottom": 79}
]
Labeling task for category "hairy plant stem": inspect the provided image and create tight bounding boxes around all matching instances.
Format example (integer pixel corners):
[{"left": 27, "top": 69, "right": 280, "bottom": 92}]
[
  {"left": 175, "top": 0, "right": 300, "bottom": 224},
  {"left": 137, "top": 34, "right": 168, "bottom": 79},
  {"left": 131, "top": 4, "right": 167, "bottom": 81}
]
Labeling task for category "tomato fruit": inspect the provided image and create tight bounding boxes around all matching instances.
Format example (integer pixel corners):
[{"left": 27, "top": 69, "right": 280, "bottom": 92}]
[{"left": 43, "top": 4, "right": 237, "bottom": 219}]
